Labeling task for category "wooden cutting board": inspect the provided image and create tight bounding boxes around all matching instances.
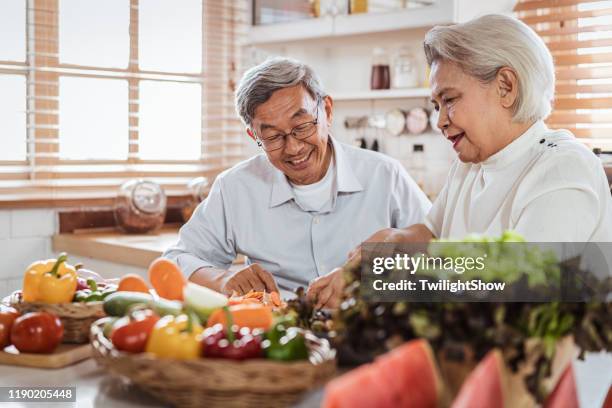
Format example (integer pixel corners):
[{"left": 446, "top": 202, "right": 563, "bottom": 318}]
[{"left": 0, "top": 344, "right": 92, "bottom": 369}]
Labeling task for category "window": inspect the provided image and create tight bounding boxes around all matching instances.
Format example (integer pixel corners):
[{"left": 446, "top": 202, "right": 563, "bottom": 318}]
[
  {"left": 515, "top": 0, "right": 612, "bottom": 150},
  {"left": 0, "top": 0, "right": 247, "bottom": 204}
]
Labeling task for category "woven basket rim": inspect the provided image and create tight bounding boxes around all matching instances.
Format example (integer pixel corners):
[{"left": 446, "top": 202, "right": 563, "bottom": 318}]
[
  {"left": 7, "top": 291, "right": 104, "bottom": 317},
  {"left": 91, "top": 317, "right": 336, "bottom": 368}
]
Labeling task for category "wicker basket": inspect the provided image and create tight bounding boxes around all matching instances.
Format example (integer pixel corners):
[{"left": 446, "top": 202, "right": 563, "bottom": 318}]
[
  {"left": 8, "top": 291, "right": 105, "bottom": 344},
  {"left": 90, "top": 318, "right": 336, "bottom": 408}
]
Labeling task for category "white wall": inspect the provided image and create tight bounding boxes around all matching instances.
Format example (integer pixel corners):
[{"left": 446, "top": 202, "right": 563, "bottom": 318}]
[{"left": 0, "top": 209, "right": 146, "bottom": 299}]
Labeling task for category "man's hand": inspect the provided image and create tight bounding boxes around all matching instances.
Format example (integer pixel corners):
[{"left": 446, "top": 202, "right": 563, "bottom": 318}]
[
  {"left": 306, "top": 267, "right": 345, "bottom": 309},
  {"left": 220, "top": 263, "right": 279, "bottom": 296}
]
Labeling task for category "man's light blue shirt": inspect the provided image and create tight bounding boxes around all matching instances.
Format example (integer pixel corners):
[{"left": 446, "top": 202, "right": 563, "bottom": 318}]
[{"left": 164, "top": 136, "right": 431, "bottom": 291}]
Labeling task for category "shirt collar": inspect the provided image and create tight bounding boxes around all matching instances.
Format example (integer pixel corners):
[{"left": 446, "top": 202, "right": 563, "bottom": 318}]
[
  {"left": 268, "top": 136, "right": 363, "bottom": 208},
  {"left": 481, "top": 120, "right": 547, "bottom": 170}
]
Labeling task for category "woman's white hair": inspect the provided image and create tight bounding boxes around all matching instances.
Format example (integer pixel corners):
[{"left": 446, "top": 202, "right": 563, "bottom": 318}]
[{"left": 423, "top": 14, "right": 555, "bottom": 123}]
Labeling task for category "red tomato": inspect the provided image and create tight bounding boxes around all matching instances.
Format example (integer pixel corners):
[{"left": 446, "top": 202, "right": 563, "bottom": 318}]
[
  {"left": 11, "top": 312, "right": 63, "bottom": 353},
  {"left": 111, "top": 309, "right": 159, "bottom": 353},
  {"left": 0, "top": 307, "right": 20, "bottom": 349}
]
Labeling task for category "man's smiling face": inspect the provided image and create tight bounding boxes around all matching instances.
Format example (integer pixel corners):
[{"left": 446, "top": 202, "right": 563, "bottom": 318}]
[{"left": 250, "top": 85, "right": 333, "bottom": 185}]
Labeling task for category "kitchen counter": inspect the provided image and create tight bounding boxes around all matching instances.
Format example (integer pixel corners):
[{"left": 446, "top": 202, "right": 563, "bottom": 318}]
[
  {"left": 0, "top": 352, "right": 610, "bottom": 407},
  {"left": 52, "top": 227, "right": 244, "bottom": 269},
  {"left": 52, "top": 227, "right": 182, "bottom": 269}
]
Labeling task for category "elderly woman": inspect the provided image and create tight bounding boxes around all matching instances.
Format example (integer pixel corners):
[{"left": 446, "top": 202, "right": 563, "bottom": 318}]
[{"left": 360, "top": 14, "right": 612, "bottom": 246}]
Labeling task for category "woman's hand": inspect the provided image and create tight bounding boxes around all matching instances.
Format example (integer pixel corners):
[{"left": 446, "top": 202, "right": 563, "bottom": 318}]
[
  {"left": 347, "top": 224, "right": 435, "bottom": 260},
  {"left": 306, "top": 267, "right": 345, "bottom": 309}
]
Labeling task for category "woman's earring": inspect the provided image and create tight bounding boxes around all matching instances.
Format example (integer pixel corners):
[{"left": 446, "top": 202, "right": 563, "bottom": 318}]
[{"left": 256, "top": 140, "right": 262, "bottom": 147}]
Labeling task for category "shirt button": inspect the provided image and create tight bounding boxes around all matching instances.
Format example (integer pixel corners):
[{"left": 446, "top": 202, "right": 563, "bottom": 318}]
[{"left": 313, "top": 217, "right": 320, "bottom": 224}]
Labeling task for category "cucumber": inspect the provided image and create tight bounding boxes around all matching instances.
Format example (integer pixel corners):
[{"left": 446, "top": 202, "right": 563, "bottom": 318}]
[
  {"left": 103, "top": 291, "right": 183, "bottom": 317},
  {"left": 150, "top": 298, "right": 182, "bottom": 317},
  {"left": 103, "top": 292, "right": 153, "bottom": 316}
]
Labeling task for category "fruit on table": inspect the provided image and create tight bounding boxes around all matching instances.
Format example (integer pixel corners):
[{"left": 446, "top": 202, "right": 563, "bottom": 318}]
[
  {"left": 543, "top": 365, "right": 578, "bottom": 408},
  {"left": 10, "top": 312, "right": 63, "bottom": 354},
  {"left": 145, "top": 313, "right": 203, "bottom": 360},
  {"left": 323, "top": 339, "right": 442, "bottom": 408},
  {"left": 451, "top": 350, "right": 504, "bottom": 408},
  {"left": 207, "top": 303, "right": 273, "bottom": 331},
  {"left": 22, "top": 253, "right": 77, "bottom": 304},
  {"left": 117, "top": 274, "right": 150, "bottom": 293},
  {"left": 0, "top": 307, "right": 20, "bottom": 349},
  {"left": 111, "top": 309, "right": 160, "bottom": 353},
  {"left": 148, "top": 257, "right": 186, "bottom": 301},
  {"left": 183, "top": 282, "right": 228, "bottom": 322},
  {"left": 103, "top": 291, "right": 182, "bottom": 317}
]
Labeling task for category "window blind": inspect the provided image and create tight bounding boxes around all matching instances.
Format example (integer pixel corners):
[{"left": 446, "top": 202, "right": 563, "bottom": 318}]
[
  {"left": 0, "top": 0, "right": 249, "bottom": 202},
  {"left": 515, "top": 0, "right": 612, "bottom": 149}
]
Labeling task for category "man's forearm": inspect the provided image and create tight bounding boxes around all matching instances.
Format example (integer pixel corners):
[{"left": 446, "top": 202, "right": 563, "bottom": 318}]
[{"left": 188, "top": 267, "right": 229, "bottom": 293}]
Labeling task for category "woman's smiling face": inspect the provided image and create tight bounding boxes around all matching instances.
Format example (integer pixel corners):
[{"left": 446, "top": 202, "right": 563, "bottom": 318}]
[{"left": 430, "top": 60, "right": 506, "bottom": 163}]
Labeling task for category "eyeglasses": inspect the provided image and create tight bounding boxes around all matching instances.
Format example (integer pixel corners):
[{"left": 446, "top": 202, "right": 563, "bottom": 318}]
[{"left": 254, "top": 102, "right": 320, "bottom": 152}]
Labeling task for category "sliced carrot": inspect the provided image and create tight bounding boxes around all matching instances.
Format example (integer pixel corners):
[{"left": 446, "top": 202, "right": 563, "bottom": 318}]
[
  {"left": 270, "top": 291, "right": 281, "bottom": 307},
  {"left": 117, "top": 274, "right": 150, "bottom": 293},
  {"left": 147, "top": 257, "right": 186, "bottom": 301}
]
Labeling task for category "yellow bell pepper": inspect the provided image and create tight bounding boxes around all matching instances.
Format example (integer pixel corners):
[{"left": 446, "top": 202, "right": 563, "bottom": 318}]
[
  {"left": 145, "top": 314, "right": 203, "bottom": 360},
  {"left": 22, "top": 253, "right": 78, "bottom": 304}
]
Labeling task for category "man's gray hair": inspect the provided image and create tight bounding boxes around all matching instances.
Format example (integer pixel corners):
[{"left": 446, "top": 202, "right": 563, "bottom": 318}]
[
  {"left": 235, "top": 57, "right": 327, "bottom": 126},
  {"left": 423, "top": 14, "right": 555, "bottom": 123}
]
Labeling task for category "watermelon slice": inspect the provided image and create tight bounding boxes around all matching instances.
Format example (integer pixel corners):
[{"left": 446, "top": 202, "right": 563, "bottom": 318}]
[
  {"left": 544, "top": 364, "right": 579, "bottom": 408},
  {"left": 451, "top": 350, "right": 504, "bottom": 408},
  {"left": 322, "top": 339, "right": 443, "bottom": 408}
]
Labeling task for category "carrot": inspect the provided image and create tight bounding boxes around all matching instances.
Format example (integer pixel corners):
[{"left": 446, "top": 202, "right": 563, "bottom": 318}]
[
  {"left": 270, "top": 291, "right": 281, "bottom": 307},
  {"left": 117, "top": 274, "right": 150, "bottom": 293},
  {"left": 147, "top": 257, "right": 186, "bottom": 301},
  {"left": 206, "top": 303, "right": 273, "bottom": 330}
]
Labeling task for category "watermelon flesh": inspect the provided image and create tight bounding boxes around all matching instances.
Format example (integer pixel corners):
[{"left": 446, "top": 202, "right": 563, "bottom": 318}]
[
  {"left": 322, "top": 339, "right": 441, "bottom": 408},
  {"left": 544, "top": 364, "right": 579, "bottom": 408},
  {"left": 451, "top": 350, "right": 504, "bottom": 408}
]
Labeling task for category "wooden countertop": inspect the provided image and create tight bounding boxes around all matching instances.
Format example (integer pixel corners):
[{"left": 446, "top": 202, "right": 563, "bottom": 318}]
[{"left": 52, "top": 227, "right": 182, "bottom": 268}]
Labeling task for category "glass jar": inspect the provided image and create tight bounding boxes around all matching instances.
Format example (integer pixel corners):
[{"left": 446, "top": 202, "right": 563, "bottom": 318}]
[
  {"left": 181, "top": 176, "right": 209, "bottom": 222},
  {"left": 392, "top": 47, "right": 418, "bottom": 89},
  {"left": 115, "top": 179, "right": 167, "bottom": 234},
  {"left": 371, "top": 47, "right": 390, "bottom": 90}
]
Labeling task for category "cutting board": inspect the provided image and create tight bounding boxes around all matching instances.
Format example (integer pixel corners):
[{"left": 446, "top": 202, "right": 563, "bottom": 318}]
[{"left": 0, "top": 344, "right": 92, "bottom": 369}]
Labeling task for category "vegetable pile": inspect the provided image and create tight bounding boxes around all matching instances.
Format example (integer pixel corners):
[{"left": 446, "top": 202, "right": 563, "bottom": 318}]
[{"left": 101, "top": 258, "right": 310, "bottom": 363}]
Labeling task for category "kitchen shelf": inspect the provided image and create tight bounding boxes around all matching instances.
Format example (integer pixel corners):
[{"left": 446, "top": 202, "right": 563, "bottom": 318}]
[
  {"left": 247, "top": 0, "right": 456, "bottom": 45},
  {"left": 331, "top": 88, "right": 431, "bottom": 101}
]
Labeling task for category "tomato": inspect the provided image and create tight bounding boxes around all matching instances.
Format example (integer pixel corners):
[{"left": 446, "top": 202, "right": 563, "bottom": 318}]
[
  {"left": 0, "top": 307, "right": 20, "bottom": 349},
  {"left": 11, "top": 312, "right": 63, "bottom": 354},
  {"left": 111, "top": 309, "right": 159, "bottom": 353}
]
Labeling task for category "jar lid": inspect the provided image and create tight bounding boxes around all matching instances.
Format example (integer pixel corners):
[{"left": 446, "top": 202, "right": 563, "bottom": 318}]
[{"left": 130, "top": 180, "right": 166, "bottom": 214}]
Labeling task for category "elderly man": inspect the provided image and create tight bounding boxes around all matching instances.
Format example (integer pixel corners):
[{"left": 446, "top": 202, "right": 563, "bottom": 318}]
[{"left": 164, "top": 57, "right": 430, "bottom": 306}]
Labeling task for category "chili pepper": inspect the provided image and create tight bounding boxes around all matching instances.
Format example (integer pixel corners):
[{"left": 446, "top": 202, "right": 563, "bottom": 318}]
[
  {"left": 73, "top": 278, "right": 116, "bottom": 302},
  {"left": 203, "top": 307, "right": 263, "bottom": 360},
  {"left": 22, "top": 253, "right": 77, "bottom": 304},
  {"left": 263, "top": 320, "right": 309, "bottom": 361},
  {"left": 145, "top": 313, "right": 203, "bottom": 360}
]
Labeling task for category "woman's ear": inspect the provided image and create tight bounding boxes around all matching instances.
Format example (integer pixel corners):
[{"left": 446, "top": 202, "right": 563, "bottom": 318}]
[{"left": 496, "top": 67, "right": 519, "bottom": 109}]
